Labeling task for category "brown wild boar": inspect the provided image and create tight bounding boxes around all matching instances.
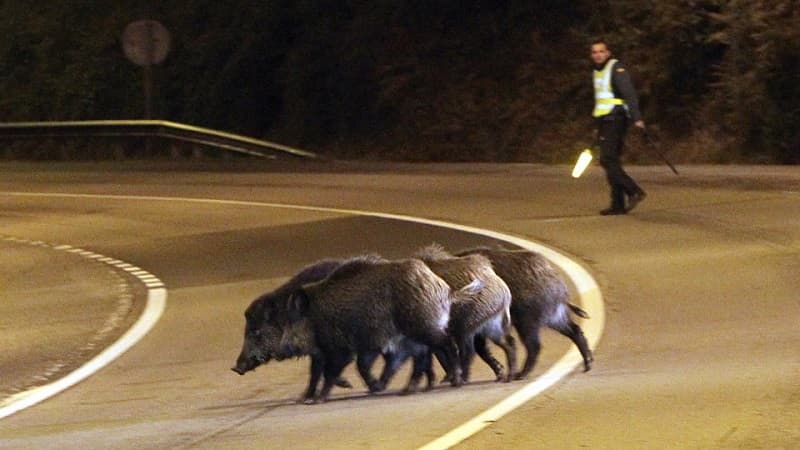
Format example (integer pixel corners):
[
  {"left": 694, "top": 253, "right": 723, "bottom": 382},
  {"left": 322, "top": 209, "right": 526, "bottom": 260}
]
[
  {"left": 414, "top": 244, "right": 517, "bottom": 382},
  {"left": 456, "top": 246, "right": 593, "bottom": 378},
  {"left": 284, "top": 255, "right": 469, "bottom": 403}
]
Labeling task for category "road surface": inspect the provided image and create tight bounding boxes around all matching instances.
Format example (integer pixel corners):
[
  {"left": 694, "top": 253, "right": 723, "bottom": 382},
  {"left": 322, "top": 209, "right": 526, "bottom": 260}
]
[{"left": 0, "top": 161, "right": 798, "bottom": 449}]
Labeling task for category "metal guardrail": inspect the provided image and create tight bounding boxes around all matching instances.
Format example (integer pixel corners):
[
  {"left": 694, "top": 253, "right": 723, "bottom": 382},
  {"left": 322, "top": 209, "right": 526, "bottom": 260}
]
[{"left": 0, "top": 120, "right": 318, "bottom": 159}]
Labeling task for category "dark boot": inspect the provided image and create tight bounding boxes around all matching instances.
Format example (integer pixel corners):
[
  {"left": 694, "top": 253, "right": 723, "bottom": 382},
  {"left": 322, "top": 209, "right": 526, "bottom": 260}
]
[
  {"left": 601, "top": 184, "right": 627, "bottom": 215},
  {"left": 626, "top": 190, "right": 647, "bottom": 212},
  {"left": 600, "top": 207, "right": 626, "bottom": 215}
]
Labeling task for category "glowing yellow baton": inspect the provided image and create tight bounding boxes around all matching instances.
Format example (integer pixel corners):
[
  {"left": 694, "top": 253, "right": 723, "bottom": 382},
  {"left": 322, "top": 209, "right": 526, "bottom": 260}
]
[{"left": 571, "top": 149, "right": 593, "bottom": 178}]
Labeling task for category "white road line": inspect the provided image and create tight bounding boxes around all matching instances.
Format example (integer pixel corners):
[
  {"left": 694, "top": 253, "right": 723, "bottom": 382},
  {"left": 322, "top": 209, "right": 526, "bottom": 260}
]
[
  {"left": 0, "top": 288, "right": 167, "bottom": 420},
  {"left": 0, "top": 191, "right": 603, "bottom": 449},
  {"left": 0, "top": 235, "right": 167, "bottom": 420}
]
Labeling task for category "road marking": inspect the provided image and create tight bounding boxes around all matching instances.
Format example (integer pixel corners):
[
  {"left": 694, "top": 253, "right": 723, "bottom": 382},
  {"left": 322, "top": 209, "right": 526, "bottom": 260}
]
[
  {"left": 0, "top": 191, "right": 603, "bottom": 448},
  {"left": 0, "top": 235, "right": 167, "bottom": 420}
]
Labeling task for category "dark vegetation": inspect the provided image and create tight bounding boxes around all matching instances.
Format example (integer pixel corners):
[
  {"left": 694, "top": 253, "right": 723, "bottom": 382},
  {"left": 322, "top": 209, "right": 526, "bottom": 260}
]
[{"left": 1, "top": 1, "right": 798, "bottom": 162}]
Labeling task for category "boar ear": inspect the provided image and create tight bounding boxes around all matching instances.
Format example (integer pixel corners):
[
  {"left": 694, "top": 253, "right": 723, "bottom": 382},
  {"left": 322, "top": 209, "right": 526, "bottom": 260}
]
[{"left": 287, "top": 289, "right": 310, "bottom": 321}]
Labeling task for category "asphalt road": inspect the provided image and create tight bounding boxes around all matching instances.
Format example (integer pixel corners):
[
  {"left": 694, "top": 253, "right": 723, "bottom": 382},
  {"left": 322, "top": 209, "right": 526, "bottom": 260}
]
[{"left": 0, "top": 161, "right": 798, "bottom": 449}]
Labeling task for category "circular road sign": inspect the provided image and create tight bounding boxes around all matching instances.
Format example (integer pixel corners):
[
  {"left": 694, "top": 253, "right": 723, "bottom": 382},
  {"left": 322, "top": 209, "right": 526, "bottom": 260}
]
[{"left": 122, "top": 20, "right": 171, "bottom": 66}]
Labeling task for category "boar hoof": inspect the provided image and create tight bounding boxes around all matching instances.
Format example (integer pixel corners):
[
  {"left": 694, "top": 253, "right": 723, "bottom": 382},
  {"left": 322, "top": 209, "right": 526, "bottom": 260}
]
[
  {"left": 367, "top": 380, "right": 386, "bottom": 393},
  {"left": 300, "top": 396, "right": 323, "bottom": 405},
  {"left": 298, "top": 393, "right": 317, "bottom": 405},
  {"left": 335, "top": 377, "right": 353, "bottom": 389},
  {"left": 398, "top": 386, "right": 418, "bottom": 396}
]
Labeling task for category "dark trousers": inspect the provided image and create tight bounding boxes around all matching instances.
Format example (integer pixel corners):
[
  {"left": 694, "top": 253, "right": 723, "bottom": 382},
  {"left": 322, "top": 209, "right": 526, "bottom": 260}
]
[{"left": 597, "top": 111, "right": 643, "bottom": 210}]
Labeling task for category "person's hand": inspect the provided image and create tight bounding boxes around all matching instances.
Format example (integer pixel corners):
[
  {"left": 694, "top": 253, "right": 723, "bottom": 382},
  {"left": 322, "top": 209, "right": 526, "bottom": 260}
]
[{"left": 634, "top": 120, "right": 645, "bottom": 129}]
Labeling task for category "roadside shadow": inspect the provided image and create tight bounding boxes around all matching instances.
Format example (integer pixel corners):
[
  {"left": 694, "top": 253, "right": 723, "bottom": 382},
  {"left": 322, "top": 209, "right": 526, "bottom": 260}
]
[{"left": 205, "top": 377, "right": 508, "bottom": 412}]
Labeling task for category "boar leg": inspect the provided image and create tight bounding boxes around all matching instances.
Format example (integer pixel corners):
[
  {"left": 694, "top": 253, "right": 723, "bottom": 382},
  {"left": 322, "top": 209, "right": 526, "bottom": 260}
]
[
  {"left": 553, "top": 320, "right": 593, "bottom": 372},
  {"left": 356, "top": 351, "right": 384, "bottom": 393},
  {"left": 457, "top": 332, "right": 477, "bottom": 383},
  {"left": 302, "top": 357, "right": 352, "bottom": 403},
  {"left": 334, "top": 377, "right": 353, "bottom": 389},
  {"left": 301, "top": 354, "right": 325, "bottom": 404},
  {"left": 375, "top": 351, "right": 407, "bottom": 391},
  {"left": 514, "top": 322, "right": 542, "bottom": 380},
  {"left": 421, "top": 351, "right": 436, "bottom": 391},
  {"left": 474, "top": 335, "right": 505, "bottom": 380},
  {"left": 413, "top": 345, "right": 436, "bottom": 392},
  {"left": 431, "top": 338, "right": 462, "bottom": 387},
  {"left": 402, "top": 349, "right": 433, "bottom": 394},
  {"left": 490, "top": 333, "right": 517, "bottom": 382},
  {"left": 316, "top": 350, "right": 352, "bottom": 403},
  {"left": 479, "top": 317, "right": 518, "bottom": 381}
]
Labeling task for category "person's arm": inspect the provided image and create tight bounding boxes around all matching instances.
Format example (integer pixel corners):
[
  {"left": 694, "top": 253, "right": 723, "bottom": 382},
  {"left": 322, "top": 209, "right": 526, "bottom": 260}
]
[{"left": 612, "top": 62, "right": 644, "bottom": 127}]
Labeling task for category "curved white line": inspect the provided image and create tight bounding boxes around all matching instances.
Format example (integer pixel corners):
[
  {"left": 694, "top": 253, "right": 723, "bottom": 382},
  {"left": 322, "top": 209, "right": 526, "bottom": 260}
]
[
  {"left": 0, "top": 237, "right": 167, "bottom": 420},
  {"left": 0, "top": 191, "right": 603, "bottom": 449}
]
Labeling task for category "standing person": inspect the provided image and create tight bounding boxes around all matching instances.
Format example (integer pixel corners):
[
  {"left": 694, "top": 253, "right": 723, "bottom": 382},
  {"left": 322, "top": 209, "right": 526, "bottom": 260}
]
[{"left": 591, "top": 39, "right": 647, "bottom": 215}]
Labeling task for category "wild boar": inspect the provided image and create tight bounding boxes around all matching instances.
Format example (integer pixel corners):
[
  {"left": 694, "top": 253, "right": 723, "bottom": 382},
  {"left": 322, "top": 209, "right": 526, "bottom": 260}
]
[
  {"left": 455, "top": 246, "right": 594, "bottom": 378},
  {"left": 231, "top": 258, "right": 352, "bottom": 391},
  {"left": 285, "top": 255, "right": 466, "bottom": 403},
  {"left": 414, "top": 244, "right": 517, "bottom": 383}
]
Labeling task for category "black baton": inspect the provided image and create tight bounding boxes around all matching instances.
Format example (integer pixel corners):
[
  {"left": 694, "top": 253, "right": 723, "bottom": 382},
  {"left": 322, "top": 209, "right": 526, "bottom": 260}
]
[{"left": 642, "top": 130, "right": 679, "bottom": 175}]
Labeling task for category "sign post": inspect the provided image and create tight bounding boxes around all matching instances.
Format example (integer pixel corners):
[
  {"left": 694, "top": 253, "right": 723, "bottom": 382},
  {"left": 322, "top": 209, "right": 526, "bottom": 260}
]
[{"left": 122, "top": 20, "right": 171, "bottom": 119}]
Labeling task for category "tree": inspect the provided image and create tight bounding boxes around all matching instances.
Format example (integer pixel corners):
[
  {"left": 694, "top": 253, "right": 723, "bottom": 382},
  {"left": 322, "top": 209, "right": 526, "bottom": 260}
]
[{"left": 706, "top": 0, "right": 800, "bottom": 162}]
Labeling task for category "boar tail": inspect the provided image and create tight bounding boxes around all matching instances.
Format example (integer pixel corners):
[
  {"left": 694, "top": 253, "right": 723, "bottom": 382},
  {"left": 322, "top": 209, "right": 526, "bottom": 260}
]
[{"left": 568, "top": 303, "right": 590, "bottom": 319}]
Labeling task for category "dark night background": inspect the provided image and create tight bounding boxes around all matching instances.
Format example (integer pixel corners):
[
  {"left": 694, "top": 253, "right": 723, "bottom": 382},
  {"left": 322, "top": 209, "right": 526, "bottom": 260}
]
[{"left": 0, "top": 0, "right": 798, "bottom": 163}]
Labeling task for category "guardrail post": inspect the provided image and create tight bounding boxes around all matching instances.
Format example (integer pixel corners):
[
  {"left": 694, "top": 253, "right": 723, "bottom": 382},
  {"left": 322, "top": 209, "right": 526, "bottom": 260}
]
[
  {"left": 191, "top": 144, "right": 204, "bottom": 159},
  {"left": 169, "top": 142, "right": 182, "bottom": 159},
  {"left": 59, "top": 143, "right": 69, "bottom": 161}
]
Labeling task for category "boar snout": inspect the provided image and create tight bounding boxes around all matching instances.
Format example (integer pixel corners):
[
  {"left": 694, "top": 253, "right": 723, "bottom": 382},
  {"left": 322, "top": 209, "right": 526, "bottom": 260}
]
[
  {"left": 232, "top": 352, "right": 268, "bottom": 375},
  {"left": 231, "top": 358, "right": 254, "bottom": 375}
]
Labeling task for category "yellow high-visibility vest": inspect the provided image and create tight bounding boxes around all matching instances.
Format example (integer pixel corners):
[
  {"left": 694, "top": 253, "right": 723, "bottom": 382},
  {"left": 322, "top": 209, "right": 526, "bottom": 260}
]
[{"left": 593, "top": 58, "right": 625, "bottom": 117}]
